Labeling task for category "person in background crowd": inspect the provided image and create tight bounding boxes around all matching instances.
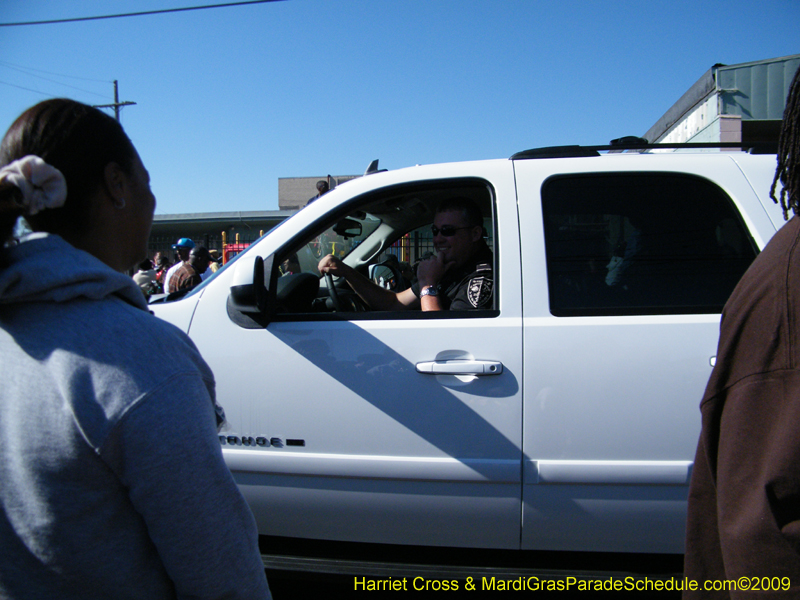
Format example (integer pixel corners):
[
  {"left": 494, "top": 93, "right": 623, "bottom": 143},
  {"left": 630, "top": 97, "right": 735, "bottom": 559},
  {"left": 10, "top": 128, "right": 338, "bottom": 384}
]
[
  {"left": 306, "top": 178, "right": 329, "bottom": 207},
  {"left": 398, "top": 260, "right": 414, "bottom": 288},
  {"left": 0, "top": 98, "right": 270, "bottom": 599},
  {"left": 169, "top": 245, "right": 211, "bottom": 293},
  {"left": 163, "top": 237, "right": 194, "bottom": 291},
  {"left": 281, "top": 253, "right": 301, "bottom": 276},
  {"left": 133, "top": 257, "right": 157, "bottom": 297},
  {"left": 154, "top": 252, "right": 171, "bottom": 292},
  {"left": 683, "top": 67, "right": 800, "bottom": 598},
  {"left": 207, "top": 249, "right": 221, "bottom": 274}
]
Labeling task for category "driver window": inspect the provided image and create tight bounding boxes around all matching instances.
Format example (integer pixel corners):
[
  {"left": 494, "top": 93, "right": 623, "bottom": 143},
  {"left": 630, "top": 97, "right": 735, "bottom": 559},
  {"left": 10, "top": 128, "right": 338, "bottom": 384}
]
[
  {"left": 272, "top": 180, "right": 497, "bottom": 319},
  {"left": 277, "top": 214, "right": 381, "bottom": 278}
]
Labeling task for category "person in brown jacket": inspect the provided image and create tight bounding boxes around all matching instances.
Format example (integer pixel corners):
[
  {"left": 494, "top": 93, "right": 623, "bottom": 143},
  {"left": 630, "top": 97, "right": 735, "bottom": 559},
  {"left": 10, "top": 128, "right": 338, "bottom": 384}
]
[
  {"left": 168, "top": 245, "right": 210, "bottom": 293},
  {"left": 684, "top": 67, "right": 800, "bottom": 598}
]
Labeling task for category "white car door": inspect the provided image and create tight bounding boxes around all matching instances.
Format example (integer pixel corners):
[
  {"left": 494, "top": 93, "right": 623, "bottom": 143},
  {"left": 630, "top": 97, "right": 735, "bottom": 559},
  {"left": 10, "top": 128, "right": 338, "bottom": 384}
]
[
  {"left": 185, "top": 163, "right": 524, "bottom": 549},
  {"left": 513, "top": 154, "right": 778, "bottom": 554}
]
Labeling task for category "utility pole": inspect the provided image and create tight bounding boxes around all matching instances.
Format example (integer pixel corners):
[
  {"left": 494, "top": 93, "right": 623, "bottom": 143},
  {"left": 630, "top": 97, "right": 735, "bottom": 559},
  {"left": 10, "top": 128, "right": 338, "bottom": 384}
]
[{"left": 93, "top": 80, "right": 136, "bottom": 122}]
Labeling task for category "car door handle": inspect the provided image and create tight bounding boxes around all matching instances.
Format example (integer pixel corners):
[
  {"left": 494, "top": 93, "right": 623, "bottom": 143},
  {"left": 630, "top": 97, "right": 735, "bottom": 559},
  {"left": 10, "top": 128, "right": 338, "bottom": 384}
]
[{"left": 415, "top": 360, "right": 503, "bottom": 375}]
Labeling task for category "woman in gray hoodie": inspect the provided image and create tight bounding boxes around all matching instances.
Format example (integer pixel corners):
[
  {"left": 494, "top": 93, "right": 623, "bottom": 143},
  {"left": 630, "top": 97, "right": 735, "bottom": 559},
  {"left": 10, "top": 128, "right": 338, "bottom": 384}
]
[{"left": 0, "top": 100, "right": 270, "bottom": 599}]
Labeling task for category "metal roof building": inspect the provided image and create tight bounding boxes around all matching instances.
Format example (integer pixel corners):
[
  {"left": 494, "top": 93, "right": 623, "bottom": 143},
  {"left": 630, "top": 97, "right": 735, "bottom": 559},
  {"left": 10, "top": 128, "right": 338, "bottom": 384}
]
[
  {"left": 148, "top": 209, "right": 295, "bottom": 260},
  {"left": 643, "top": 54, "right": 800, "bottom": 150},
  {"left": 147, "top": 172, "right": 362, "bottom": 261}
]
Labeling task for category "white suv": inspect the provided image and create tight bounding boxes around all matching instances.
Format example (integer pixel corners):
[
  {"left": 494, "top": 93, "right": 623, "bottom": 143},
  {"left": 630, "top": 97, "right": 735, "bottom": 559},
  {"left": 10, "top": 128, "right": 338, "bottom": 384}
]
[{"left": 152, "top": 143, "right": 785, "bottom": 566}]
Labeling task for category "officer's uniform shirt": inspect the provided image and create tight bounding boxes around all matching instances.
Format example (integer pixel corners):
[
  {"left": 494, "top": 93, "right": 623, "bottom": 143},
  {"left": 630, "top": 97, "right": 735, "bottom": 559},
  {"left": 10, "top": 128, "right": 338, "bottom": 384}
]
[{"left": 412, "top": 243, "right": 494, "bottom": 310}]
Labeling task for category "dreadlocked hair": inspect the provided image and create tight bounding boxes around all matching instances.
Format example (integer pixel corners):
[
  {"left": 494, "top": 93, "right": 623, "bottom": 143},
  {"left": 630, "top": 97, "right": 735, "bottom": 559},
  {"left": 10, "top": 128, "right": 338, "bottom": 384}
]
[{"left": 771, "top": 67, "right": 800, "bottom": 220}]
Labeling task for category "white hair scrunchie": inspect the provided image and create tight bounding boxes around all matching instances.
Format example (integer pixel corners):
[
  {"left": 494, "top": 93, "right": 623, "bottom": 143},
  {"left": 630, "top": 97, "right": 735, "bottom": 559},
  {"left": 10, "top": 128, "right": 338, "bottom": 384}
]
[{"left": 0, "top": 155, "right": 67, "bottom": 216}]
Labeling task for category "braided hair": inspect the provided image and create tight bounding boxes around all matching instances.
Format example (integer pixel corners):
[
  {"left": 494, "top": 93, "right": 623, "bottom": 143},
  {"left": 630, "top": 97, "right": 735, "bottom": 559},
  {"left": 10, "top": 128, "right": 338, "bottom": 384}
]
[{"left": 771, "top": 67, "right": 800, "bottom": 220}]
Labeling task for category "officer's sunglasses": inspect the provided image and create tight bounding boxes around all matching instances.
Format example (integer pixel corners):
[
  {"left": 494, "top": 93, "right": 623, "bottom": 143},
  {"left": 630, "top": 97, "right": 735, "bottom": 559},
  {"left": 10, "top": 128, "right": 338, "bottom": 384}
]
[{"left": 431, "top": 225, "right": 472, "bottom": 237}]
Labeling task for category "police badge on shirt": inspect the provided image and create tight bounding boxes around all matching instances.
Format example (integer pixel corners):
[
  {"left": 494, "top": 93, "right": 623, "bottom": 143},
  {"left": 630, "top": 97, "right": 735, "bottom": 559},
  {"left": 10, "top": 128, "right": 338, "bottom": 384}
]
[{"left": 467, "top": 276, "right": 493, "bottom": 308}]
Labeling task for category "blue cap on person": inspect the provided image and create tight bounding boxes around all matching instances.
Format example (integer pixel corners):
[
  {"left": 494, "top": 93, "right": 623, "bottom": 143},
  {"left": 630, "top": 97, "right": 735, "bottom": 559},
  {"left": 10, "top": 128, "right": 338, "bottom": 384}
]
[{"left": 172, "top": 238, "right": 195, "bottom": 249}]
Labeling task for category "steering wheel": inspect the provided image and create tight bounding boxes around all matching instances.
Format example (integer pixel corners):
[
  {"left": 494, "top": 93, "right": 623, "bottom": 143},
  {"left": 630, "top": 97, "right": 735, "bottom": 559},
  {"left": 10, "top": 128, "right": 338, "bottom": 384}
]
[{"left": 324, "top": 272, "right": 344, "bottom": 311}]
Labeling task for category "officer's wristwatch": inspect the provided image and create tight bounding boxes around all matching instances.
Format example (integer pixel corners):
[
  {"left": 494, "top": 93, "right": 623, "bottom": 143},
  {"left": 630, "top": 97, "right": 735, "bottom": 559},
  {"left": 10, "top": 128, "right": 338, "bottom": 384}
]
[{"left": 420, "top": 286, "right": 438, "bottom": 297}]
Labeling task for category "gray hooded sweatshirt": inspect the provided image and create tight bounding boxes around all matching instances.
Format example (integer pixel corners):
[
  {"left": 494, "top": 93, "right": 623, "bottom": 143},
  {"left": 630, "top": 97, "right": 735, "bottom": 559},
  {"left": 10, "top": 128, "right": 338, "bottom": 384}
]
[{"left": 0, "top": 234, "right": 270, "bottom": 599}]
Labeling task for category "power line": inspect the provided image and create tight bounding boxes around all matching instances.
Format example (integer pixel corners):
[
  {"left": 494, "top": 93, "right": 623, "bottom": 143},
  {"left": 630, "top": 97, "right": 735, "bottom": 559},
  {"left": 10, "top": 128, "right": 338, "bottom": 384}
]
[
  {"left": 0, "top": 63, "right": 110, "bottom": 99},
  {"left": 0, "top": 80, "right": 53, "bottom": 97},
  {"left": 0, "top": 0, "right": 286, "bottom": 27},
  {"left": 0, "top": 60, "right": 110, "bottom": 84}
]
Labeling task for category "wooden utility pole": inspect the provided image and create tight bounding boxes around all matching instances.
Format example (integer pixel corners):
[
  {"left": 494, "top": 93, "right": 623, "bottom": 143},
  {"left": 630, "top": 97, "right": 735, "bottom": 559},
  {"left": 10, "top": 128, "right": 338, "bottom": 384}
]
[{"left": 93, "top": 80, "right": 136, "bottom": 121}]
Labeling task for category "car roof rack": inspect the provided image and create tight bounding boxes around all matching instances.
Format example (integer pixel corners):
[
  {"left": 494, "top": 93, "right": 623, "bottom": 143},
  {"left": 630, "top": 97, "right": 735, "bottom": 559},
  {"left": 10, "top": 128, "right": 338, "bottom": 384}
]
[{"left": 510, "top": 139, "right": 775, "bottom": 160}]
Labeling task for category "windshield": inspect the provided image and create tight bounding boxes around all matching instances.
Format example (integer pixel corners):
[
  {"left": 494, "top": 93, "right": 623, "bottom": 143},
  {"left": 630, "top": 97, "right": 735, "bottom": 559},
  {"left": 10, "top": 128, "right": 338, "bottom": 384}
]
[
  {"left": 174, "top": 213, "right": 381, "bottom": 301},
  {"left": 281, "top": 213, "right": 381, "bottom": 276}
]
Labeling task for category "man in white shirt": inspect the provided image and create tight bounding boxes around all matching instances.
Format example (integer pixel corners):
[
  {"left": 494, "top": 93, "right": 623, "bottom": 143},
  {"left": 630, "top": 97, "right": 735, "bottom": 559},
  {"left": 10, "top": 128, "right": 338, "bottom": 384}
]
[{"left": 164, "top": 237, "right": 194, "bottom": 292}]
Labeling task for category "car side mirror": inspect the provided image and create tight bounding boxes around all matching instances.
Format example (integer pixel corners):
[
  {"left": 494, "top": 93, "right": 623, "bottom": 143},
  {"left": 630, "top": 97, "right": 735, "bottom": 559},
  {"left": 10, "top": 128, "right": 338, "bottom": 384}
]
[
  {"left": 227, "top": 254, "right": 274, "bottom": 329},
  {"left": 369, "top": 264, "right": 396, "bottom": 289},
  {"left": 229, "top": 255, "right": 267, "bottom": 314}
]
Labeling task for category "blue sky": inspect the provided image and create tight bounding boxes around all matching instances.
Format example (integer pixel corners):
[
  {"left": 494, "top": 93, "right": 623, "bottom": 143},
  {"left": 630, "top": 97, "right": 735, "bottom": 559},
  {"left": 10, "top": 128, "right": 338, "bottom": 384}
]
[{"left": 1, "top": 0, "right": 798, "bottom": 214}]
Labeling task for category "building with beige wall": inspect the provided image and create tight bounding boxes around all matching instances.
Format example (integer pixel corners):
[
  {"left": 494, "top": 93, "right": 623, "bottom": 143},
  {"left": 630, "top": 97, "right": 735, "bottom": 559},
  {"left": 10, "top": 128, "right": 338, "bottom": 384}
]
[{"left": 278, "top": 174, "right": 360, "bottom": 210}]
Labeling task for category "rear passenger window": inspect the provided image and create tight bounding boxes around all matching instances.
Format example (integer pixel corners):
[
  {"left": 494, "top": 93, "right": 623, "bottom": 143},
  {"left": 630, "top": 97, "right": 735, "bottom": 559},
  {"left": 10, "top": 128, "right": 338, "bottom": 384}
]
[{"left": 542, "top": 173, "right": 758, "bottom": 316}]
